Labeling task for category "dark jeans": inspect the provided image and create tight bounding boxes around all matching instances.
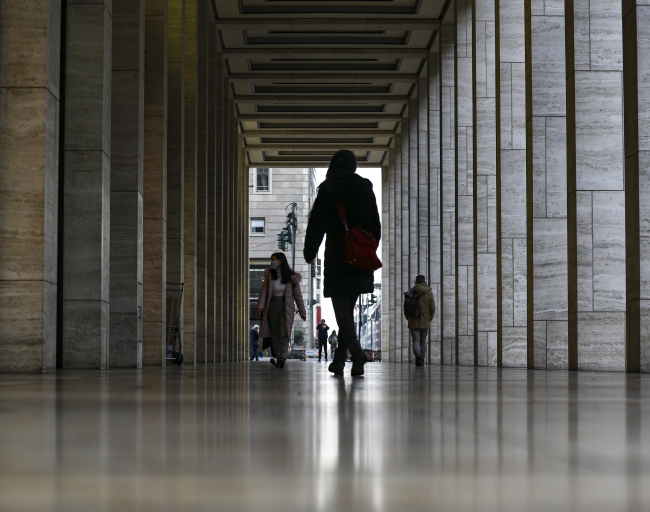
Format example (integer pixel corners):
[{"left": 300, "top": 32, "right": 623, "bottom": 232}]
[
  {"left": 331, "top": 293, "right": 363, "bottom": 362},
  {"left": 318, "top": 340, "right": 328, "bottom": 361},
  {"left": 249, "top": 343, "right": 259, "bottom": 361}
]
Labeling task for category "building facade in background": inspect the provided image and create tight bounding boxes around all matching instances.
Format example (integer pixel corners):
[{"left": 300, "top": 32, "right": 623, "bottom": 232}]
[{"left": 249, "top": 168, "right": 320, "bottom": 347}]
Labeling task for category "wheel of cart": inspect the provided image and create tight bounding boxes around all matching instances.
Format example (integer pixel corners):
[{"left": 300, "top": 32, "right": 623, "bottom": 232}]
[{"left": 165, "top": 282, "right": 184, "bottom": 365}]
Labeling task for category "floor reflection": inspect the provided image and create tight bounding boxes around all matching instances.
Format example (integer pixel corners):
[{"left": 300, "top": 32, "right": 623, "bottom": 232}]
[{"left": 1, "top": 363, "right": 650, "bottom": 511}]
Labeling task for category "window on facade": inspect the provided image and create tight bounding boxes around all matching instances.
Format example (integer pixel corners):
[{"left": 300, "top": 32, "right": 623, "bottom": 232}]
[
  {"left": 256, "top": 168, "right": 270, "bottom": 192},
  {"left": 250, "top": 218, "right": 265, "bottom": 234},
  {"left": 249, "top": 266, "right": 267, "bottom": 324}
]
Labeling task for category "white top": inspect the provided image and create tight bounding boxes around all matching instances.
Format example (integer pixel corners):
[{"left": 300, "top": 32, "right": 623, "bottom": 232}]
[{"left": 273, "top": 273, "right": 287, "bottom": 297}]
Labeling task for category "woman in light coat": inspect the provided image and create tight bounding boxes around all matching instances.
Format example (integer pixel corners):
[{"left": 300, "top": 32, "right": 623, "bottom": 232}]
[{"left": 256, "top": 252, "right": 307, "bottom": 368}]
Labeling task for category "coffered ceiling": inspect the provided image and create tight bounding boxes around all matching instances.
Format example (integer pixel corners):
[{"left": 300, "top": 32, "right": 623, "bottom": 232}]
[{"left": 213, "top": 0, "right": 449, "bottom": 168}]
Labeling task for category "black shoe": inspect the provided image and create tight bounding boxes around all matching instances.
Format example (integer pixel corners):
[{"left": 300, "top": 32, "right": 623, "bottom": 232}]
[
  {"left": 415, "top": 356, "right": 424, "bottom": 367},
  {"left": 351, "top": 354, "right": 368, "bottom": 377},
  {"left": 328, "top": 360, "right": 345, "bottom": 375},
  {"left": 270, "top": 358, "right": 277, "bottom": 366},
  {"left": 275, "top": 358, "right": 286, "bottom": 368}
]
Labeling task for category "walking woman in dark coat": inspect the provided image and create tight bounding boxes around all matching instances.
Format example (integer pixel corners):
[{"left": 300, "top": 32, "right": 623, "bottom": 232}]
[{"left": 304, "top": 149, "right": 381, "bottom": 376}]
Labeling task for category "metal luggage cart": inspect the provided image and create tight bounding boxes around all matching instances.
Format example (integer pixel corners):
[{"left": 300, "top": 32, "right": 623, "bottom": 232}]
[{"left": 166, "top": 282, "right": 184, "bottom": 366}]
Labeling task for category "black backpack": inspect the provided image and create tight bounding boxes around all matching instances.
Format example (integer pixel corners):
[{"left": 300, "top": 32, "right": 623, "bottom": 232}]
[{"left": 403, "top": 289, "right": 422, "bottom": 319}]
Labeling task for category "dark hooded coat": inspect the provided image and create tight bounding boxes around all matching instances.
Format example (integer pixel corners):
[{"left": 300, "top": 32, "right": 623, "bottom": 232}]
[{"left": 304, "top": 150, "right": 381, "bottom": 297}]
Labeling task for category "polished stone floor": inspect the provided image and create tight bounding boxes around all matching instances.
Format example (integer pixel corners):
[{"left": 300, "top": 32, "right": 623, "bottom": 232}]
[{"left": 1, "top": 361, "right": 650, "bottom": 511}]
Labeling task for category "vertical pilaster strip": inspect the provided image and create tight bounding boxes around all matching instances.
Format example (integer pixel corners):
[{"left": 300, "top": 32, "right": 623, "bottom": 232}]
[
  {"left": 566, "top": 0, "right": 626, "bottom": 371},
  {"left": 206, "top": 18, "right": 216, "bottom": 363},
  {"left": 474, "top": 0, "right": 498, "bottom": 367},
  {"left": 497, "top": 0, "right": 527, "bottom": 367},
  {"left": 456, "top": 0, "right": 475, "bottom": 365},
  {"left": 526, "top": 0, "right": 568, "bottom": 370},
  {"left": 62, "top": 0, "right": 112, "bottom": 369},
  {"left": 194, "top": 0, "right": 207, "bottom": 364},
  {"left": 166, "top": 0, "right": 185, "bottom": 348},
  {"left": 440, "top": 6, "right": 457, "bottom": 365},
  {"left": 109, "top": 0, "right": 144, "bottom": 368},
  {"left": 182, "top": 0, "right": 197, "bottom": 364},
  {"left": 427, "top": 59, "right": 442, "bottom": 365},
  {"left": 400, "top": 122, "right": 410, "bottom": 362},
  {"left": 142, "top": 0, "right": 168, "bottom": 366},
  {"left": 624, "top": 0, "right": 650, "bottom": 372},
  {"left": 0, "top": 0, "right": 60, "bottom": 372}
]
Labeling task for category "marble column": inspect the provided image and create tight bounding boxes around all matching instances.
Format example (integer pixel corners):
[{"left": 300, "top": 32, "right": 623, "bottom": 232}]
[
  {"left": 0, "top": 0, "right": 60, "bottom": 372},
  {"left": 624, "top": 0, "right": 650, "bottom": 372},
  {"left": 426, "top": 60, "right": 442, "bottom": 365},
  {"left": 241, "top": 158, "right": 248, "bottom": 354},
  {"left": 182, "top": 0, "right": 197, "bottom": 364},
  {"left": 214, "top": 61, "right": 225, "bottom": 362},
  {"left": 400, "top": 122, "right": 409, "bottom": 362},
  {"left": 381, "top": 164, "right": 390, "bottom": 359},
  {"left": 221, "top": 83, "right": 230, "bottom": 361},
  {"left": 226, "top": 99, "right": 234, "bottom": 360},
  {"left": 388, "top": 147, "right": 397, "bottom": 362},
  {"left": 456, "top": 0, "right": 475, "bottom": 366},
  {"left": 206, "top": 20, "right": 216, "bottom": 363},
  {"left": 409, "top": 94, "right": 419, "bottom": 360},
  {"left": 498, "top": 0, "right": 527, "bottom": 367},
  {"left": 166, "top": 0, "right": 184, "bottom": 344},
  {"left": 238, "top": 140, "right": 245, "bottom": 360},
  {"left": 526, "top": 0, "right": 569, "bottom": 370},
  {"left": 440, "top": 8, "right": 457, "bottom": 365},
  {"left": 232, "top": 107, "right": 239, "bottom": 361},
  {"left": 566, "top": 0, "right": 626, "bottom": 371},
  {"left": 109, "top": 0, "right": 144, "bottom": 368},
  {"left": 62, "top": 0, "right": 111, "bottom": 369},
  {"left": 142, "top": 0, "right": 167, "bottom": 366},
  {"left": 194, "top": 0, "right": 207, "bottom": 364},
  {"left": 474, "top": 0, "right": 498, "bottom": 367}
]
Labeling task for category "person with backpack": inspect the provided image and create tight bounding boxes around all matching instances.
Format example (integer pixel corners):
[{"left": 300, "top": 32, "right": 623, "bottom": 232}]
[
  {"left": 304, "top": 149, "right": 381, "bottom": 377},
  {"left": 328, "top": 330, "right": 338, "bottom": 359},
  {"left": 403, "top": 275, "right": 436, "bottom": 366}
]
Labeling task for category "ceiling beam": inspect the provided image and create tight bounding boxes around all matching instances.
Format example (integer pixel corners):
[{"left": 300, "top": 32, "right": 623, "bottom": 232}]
[
  {"left": 233, "top": 94, "right": 408, "bottom": 104},
  {"left": 245, "top": 145, "right": 390, "bottom": 151},
  {"left": 247, "top": 162, "right": 385, "bottom": 168},
  {"left": 236, "top": 113, "right": 403, "bottom": 122},
  {"left": 228, "top": 73, "right": 418, "bottom": 83},
  {"left": 216, "top": 18, "right": 442, "bottom": 31},
  {"left": 222, "top": 48, "right": 429, "bottom": 58},
  {"left": 241, "top": 130, "right": 397, "bottom": 137}
]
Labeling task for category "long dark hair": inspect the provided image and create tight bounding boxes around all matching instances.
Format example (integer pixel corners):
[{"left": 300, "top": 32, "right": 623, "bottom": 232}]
[{"left": 270, "top": 252, "right": 294, "bottom": 284}]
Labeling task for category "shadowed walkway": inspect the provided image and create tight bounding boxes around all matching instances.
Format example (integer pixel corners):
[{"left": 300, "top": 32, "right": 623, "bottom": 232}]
[{"left": 1, "top": 362, "right": 649, "bottom": 511}]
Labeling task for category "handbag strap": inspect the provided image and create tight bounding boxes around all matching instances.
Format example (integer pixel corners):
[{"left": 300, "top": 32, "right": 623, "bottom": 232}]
[{"left": 335, "top": 199, "right": 349, "bottom": 232}]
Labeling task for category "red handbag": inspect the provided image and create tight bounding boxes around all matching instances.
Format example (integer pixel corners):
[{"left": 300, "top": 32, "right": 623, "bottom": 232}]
[{"left": 335, "top": 200, "right": 382, "bottom": 271}]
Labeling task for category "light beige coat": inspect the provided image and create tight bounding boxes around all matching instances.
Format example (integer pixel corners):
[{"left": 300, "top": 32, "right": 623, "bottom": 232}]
[{"left": 257, "top": 269, "right": 307, "bottom": 339}]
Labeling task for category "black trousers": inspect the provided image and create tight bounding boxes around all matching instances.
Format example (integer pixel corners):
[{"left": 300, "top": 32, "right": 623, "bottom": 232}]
[
  {"left": 318, "top": 340, "right": 328, "bottom": 360},
  {"left": 331, "top": 293, "right": 363, "bottom": 362}
]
